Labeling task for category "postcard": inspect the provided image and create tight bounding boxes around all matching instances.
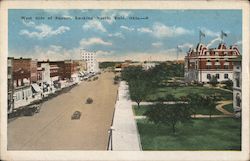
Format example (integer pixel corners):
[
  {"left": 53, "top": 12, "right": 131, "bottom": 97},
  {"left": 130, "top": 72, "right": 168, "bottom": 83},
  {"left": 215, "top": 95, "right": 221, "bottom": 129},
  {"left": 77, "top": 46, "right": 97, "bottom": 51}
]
[{"left": 0, "top": 0, "right": 249, "bottom": 161}]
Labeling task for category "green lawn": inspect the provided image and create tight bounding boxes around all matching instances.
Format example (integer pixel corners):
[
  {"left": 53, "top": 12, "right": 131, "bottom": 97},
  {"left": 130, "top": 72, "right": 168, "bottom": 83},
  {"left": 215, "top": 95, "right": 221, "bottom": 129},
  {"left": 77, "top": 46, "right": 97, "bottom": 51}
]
[
  {"left": 145, "top": 86, "right": 233, "bottom": 101},
  {"left": 223, "top": 103, "right": 234, "bottom": 113},
  {"left": 133, "top": 104, "right": 223, "bottom": 116},
  {"left": 137, "top": 118, "right": 241, "bottom": 150}
]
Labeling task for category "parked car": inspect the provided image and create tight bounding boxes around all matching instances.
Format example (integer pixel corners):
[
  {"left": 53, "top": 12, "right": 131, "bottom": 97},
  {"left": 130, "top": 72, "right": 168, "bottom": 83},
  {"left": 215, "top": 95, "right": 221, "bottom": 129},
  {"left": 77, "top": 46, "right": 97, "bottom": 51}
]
[
  {"left": 23, "top": 105, "right": 40, "bottom": 116},
  {"left": 71, "top": 111, "right": 81, "bottom": 120}
]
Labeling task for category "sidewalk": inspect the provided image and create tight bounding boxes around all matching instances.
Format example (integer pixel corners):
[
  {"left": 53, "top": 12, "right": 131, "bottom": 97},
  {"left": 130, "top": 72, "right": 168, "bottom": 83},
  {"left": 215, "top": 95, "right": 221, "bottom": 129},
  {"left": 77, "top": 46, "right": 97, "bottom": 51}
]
[{"left": 111, "top": 81, "right": 141, "bottom": 151}]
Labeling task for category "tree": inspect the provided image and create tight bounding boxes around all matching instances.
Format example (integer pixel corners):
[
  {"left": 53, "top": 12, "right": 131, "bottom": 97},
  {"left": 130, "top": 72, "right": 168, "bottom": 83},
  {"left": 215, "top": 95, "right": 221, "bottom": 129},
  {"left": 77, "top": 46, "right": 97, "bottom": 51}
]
[
  {"left": 129, "top": 79, "right": 150, "bottom": 108},
  {"left": 121, "top": 66, "right": 144, "bottom": 82},
  {"left": 209, "top": 75, "right": 218, "bottom": 87},
  {"left": 223, "top": 79, "right": 233, "bottom": 90},
  {"left": 145, "top": 103, "right": 191, "bottom": 133},
  {"left": 187, "top": 93, "right": 203, "bottom": 118},
  {"left": 203, "top": 95, "right": 218, "bottom": 120}
]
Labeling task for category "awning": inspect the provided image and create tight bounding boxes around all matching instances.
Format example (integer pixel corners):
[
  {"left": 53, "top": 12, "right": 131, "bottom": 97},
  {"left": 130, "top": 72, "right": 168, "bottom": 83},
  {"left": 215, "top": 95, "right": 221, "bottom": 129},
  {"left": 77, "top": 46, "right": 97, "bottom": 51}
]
[{"left": 31, "top": 84, "right": 42, "bottom": 93}]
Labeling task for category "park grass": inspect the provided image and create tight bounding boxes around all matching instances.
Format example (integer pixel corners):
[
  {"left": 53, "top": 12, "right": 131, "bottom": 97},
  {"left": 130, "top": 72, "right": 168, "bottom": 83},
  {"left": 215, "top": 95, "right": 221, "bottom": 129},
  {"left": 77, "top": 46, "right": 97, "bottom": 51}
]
[
  {"left": 133, "top": 104, "right": 223, "bottom": 116},
  {"left": 223, "top": 103, "right": 234, "bottom": 113},
  {"left": 145, "top": 86, "right": 232, "bottom": 101},
  {"left": 137, "top": 118, "right": 241, "bottom": 150}
]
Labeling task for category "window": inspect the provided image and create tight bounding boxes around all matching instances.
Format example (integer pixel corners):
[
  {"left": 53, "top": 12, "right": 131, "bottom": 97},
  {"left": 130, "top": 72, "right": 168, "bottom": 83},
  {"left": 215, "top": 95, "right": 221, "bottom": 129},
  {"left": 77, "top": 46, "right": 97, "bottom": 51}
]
[
  {"left": 224, "top": 74, "right": 228, "bottom": 79},
  {"left": 216, "top": 65, "right": 220, "bottom": 69},
  {"left": 216, "top": 74, "right": 220, "bottom": 79},
  {"left": 207, "top": 74, "right": 211, "bottom": 79},
  {"left": 236, "top": 78, "right": 240, "bottom": 87},
  {"left": 207, "top": 65, "right": 211, "bottom": 69},
  {"left": 236, "top": 93, "right": 241, "bottom": 107},
  {"left": 224, "top": 65, "right": 229, "bottom": 69}
]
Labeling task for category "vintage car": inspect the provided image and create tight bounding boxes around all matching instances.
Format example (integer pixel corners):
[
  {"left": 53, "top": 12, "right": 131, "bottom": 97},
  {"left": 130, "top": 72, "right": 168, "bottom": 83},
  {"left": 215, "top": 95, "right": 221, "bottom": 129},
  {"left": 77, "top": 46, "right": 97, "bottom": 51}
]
[{"left": 71, "top": 111, "right": 81, "bottom": 120}]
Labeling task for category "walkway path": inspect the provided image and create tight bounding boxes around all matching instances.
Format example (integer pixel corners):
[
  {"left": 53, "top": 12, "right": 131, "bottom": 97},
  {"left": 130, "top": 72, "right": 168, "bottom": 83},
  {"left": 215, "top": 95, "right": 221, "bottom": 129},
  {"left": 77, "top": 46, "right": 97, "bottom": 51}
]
[
  {"left": 134, "top": 100, "right": 234, "bottom": 119},
  {"left": 216, "top": 100, "right": 234, "bottom": 115},
  {"left": 111, "top": 81, "right": 141, "bottom": 151}
]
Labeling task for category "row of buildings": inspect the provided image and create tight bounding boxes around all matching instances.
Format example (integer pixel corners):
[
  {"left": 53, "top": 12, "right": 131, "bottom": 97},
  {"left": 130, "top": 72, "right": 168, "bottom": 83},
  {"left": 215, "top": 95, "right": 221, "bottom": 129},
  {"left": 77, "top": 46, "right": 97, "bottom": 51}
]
[
  {"left": 184, "top": 43, "right": 242, "bottom": 117},
  {"left": 8, "top": 51, "right": 100, "bottom": 114}
]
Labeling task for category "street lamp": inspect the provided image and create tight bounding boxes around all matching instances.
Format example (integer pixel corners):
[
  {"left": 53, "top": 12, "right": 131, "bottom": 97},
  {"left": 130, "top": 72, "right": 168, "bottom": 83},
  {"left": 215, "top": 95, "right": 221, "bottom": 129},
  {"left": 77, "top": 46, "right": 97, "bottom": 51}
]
[{"left": 108, "top": 126, "right": 115, "bottom": 150}]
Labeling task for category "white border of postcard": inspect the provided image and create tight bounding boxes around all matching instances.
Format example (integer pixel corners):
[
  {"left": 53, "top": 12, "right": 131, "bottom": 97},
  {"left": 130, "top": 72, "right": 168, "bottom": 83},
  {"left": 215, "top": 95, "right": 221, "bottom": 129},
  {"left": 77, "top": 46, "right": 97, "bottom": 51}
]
[{"left": 0, "top": 1, "right": 249, "bottom": 161}]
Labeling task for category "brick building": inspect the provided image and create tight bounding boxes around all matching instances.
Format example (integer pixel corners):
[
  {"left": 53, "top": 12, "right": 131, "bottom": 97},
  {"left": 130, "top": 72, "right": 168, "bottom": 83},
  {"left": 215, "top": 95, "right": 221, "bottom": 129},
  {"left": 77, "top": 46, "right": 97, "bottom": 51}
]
[{"left": 184, "top": 43, "right": 241, "bottom": 83}]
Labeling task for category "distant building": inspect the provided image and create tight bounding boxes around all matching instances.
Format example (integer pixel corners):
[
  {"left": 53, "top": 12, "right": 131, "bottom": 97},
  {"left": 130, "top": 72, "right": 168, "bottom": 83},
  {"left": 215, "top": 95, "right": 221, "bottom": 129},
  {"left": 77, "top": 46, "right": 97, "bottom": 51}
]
[
  {"left": 12, "top": 57, "right": 34, "bottom": 109},
  {"left": 142, "top": 61, "right": 157, "bottom": 70},
  {"left": 184, "top": 43, "right": 241, "bottom": 83},
  {"left": 232, "top": 56, "right": 242, "bottom": 117},
  {"left": 80, "top": 50, "right": 99, "bottom": 73},
  {"left": 7, "top": 57, "right": 14, "bottom": 114}
]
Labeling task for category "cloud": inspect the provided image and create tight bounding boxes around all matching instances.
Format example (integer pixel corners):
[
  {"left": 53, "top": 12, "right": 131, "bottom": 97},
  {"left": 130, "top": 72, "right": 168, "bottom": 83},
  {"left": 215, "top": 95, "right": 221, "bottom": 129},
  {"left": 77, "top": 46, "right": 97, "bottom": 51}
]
[
  {"left": 199, "top": 27, "right": 220, "bottom": 37},
  {"left": 108, "top": 32, "right": 125, "bottom": 39},
  {"left": 20, "top": 21, "right": 70, "bottom": 39},
  {"left": 207, "top": 37, "right": 222, "bottom": 48},
  {"left": 153, "top": 23, "right": 193, "bottom": 38},
  {"left": 95, "top": 50, "right": 113, "bottom": 56},
  {"left": 138, "top": 23, "right": 193, "bottom": 38},
  {"left": 234, "top": 40, "right": 242, "bottom": 46},
  {"left": 178, "top": 43, "right": 193, "bottom": 49},
  {"left": 152, "top": 42, "right": 163, "bottom": 48},
  {"left": 79, "top": 37, "right": 112, "bottom": 47},
  {"left": 101, "top": 10, "right": 132, "bottom": 24},
  {"left": 137, "top": 27, "right": 153, "bottom": 33},
  {"left": 82, "top": 20, "right": 107, "bottom": 32},
  {"left": 120, "top": 25, "right": 134, "bottom": 31}
]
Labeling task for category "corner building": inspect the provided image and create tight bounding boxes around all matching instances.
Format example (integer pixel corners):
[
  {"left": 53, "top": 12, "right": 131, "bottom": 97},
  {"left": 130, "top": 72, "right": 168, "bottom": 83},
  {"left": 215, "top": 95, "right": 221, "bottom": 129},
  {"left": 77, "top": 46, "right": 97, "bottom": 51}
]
[{"left": 184, "top": 43, "right": 241, "bottom": 83}]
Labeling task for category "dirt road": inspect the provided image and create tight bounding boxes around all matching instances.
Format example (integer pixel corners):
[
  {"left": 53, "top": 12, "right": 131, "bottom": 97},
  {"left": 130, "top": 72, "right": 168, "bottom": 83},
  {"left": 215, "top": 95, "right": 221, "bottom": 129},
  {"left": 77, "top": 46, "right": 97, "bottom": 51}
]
[{"left": 8, "top": 72, "right": 118, "bottom": 150}]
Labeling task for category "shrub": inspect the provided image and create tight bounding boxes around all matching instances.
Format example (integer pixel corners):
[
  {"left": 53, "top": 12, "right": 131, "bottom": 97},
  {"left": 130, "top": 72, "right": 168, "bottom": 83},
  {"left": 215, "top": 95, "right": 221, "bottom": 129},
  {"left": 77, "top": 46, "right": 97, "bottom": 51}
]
[{"left": 86, "top": 97, "right": 93, "bottom": 104}]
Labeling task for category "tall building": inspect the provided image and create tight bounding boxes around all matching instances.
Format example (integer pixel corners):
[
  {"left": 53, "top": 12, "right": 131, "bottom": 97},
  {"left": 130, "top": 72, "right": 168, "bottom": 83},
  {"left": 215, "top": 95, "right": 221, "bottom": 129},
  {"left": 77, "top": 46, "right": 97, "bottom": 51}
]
[
  {"left": 232, "top": 56, "right": 242, "bottom": 117},
  {"left": 184, "top": 43, "right": 241, "bottom": 83},
  {"left": 80, "top": 49, "right": 99, "bottom": 73},
  {"left": 12, "top": 57, "right": 34, "bottom": 109}
]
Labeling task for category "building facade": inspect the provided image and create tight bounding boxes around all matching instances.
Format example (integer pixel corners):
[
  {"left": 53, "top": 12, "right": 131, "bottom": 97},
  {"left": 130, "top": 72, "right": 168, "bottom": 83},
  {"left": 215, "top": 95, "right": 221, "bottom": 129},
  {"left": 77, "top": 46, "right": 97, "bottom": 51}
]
[
  {"left": 184, "top": 43, "right": 241, "bottom": 83},
  {"left": 232, "top": 56, "right": 242, "bottom": 117},
  {"left": 80, "top": 50, "right": 100, "bottom": 73},
  {"left": 8, "top": 57, "right": 14, "bottom": 113}
]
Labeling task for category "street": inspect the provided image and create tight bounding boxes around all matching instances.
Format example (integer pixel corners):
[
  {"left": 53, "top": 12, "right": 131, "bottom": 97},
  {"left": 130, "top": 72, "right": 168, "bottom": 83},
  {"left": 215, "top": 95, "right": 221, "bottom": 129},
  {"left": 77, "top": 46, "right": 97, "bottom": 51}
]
[{"left": 8, "top": 72, "right": 118, "bottom": 150}]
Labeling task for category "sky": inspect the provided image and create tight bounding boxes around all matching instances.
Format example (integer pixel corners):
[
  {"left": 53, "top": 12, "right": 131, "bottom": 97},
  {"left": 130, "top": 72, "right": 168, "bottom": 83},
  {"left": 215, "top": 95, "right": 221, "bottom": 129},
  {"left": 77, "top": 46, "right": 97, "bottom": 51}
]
[{"left": 8, "top": 9, "right": 242, "bottom": 62}]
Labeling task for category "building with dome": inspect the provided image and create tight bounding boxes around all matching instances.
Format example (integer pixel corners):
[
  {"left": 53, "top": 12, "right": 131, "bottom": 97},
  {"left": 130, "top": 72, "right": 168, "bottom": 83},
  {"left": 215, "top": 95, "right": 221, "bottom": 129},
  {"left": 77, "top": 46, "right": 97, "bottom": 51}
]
[{"left": 184, "top": 43, "right": 241, "bottom": 83}]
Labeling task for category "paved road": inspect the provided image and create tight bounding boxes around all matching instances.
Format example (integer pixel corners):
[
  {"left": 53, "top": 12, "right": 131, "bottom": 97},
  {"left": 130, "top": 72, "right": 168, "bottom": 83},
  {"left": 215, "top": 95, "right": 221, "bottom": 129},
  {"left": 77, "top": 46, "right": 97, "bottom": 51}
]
[{"left": 8, "top": 72, "right": 118, "bottom": 150}]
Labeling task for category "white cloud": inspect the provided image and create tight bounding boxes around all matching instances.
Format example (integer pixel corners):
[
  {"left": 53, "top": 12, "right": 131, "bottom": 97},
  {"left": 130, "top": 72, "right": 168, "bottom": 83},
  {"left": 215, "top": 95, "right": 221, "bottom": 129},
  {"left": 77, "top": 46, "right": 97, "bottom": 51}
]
[
  {"left": 108, "top": 32, "right": 125, "bottom": 39},
  {"left": 199, "top": 27, "right": 220, "bottom": 37},
  {"left": 178, "top": 43, "right": 193, "bottom": 49},
  {"left": 152, "top": 23, "right": 193, "bottom": 38},
  {"left": 137, "top": 27, "right": 153, "bottom": 33},
  {"left": 79, "top": 37, "right": 112, "bottom": 47},
  {"left": 207, "top": 37, "right": 222, "bottom": 48},
  {"left": 152, "top": 42, "right": 163, "bottom": 48},
  {"left": 120, "top": 25, "right": 134, "bottom": 31},
  {"left": 20, "top": 21, "right": 70, "bottom": 39},
  {"left": 234, "top": 40, "right": 242, "bottom": 46},
  {"left": 82, "top": 20, "right": 107, "bottom": 32},
  {"left": 138, "top": 23, "right": 193, "bottom": 38},
  {"left": 22, "top": 20, "right": 35, "bottom": 27}
]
